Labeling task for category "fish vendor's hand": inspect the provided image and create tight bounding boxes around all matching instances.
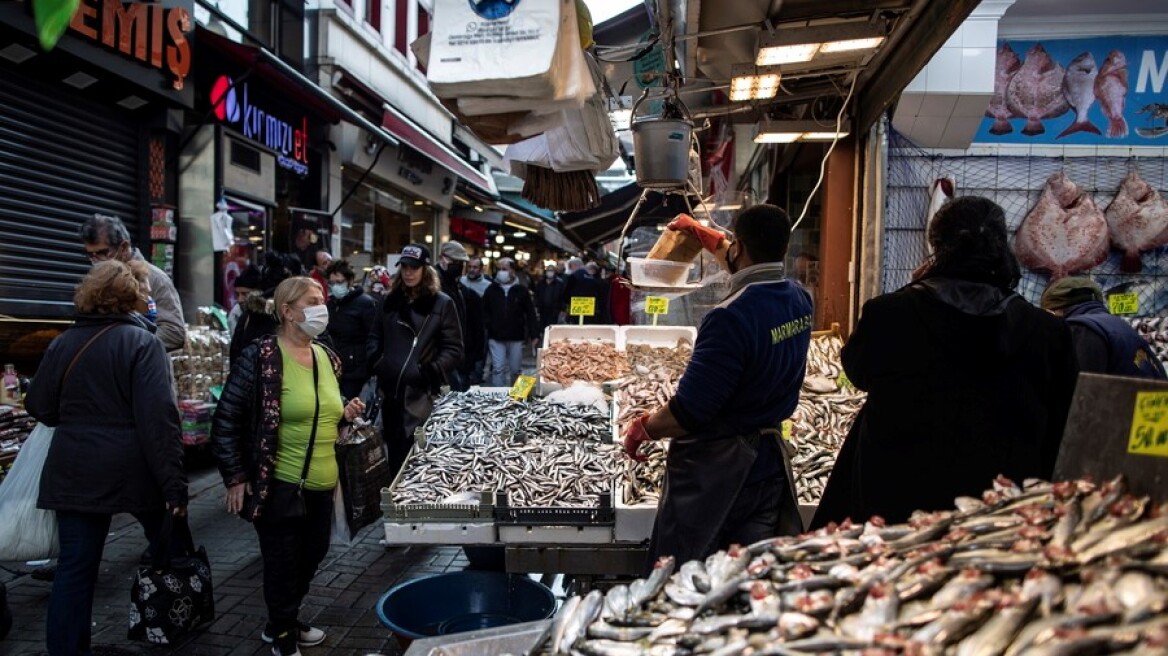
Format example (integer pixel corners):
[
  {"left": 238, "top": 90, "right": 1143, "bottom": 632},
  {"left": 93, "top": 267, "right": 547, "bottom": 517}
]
[
  {"left": 344, "top": 397, "right": 366, "bottom": 422},
  {"left": 667, "top": 214, "right": 727, "bottom": 253},
  {"left": 623, "top": 415, "right": 654, "bottom": 462}
]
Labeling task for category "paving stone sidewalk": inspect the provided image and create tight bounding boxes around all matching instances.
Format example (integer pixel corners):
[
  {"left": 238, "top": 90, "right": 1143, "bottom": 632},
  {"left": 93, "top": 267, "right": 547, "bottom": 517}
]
[{"left": 2, "top": 462, "right": 469, "bottom": 656}]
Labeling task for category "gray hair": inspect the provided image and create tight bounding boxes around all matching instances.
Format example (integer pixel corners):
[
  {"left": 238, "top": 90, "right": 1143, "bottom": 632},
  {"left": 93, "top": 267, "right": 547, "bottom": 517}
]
[
  {"left": 497, "top": 257, "right": 516, "bottom": 271},
  {"left": 80, "top": 213, "right": 132, "bottom": 247},
  {"left": 567, "top": 257, "right": 584, "bottom": 270}
]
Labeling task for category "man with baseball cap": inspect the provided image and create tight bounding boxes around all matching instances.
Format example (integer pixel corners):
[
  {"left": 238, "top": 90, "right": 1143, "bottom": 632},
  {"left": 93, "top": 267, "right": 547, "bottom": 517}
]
[
  {"left": 1041, "top": 276, "right": 1165, "bottom": 379},
  {"left": 437, "top": 241, "right": 485, "bottom": 391}
]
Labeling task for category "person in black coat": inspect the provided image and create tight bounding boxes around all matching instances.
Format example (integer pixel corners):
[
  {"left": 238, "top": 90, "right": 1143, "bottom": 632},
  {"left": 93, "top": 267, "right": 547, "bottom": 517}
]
[
  {"left": 535, "top": 266, "right": 566, "bottom": 332},
  {"left": 367, "top": 245, "right": 463, "bottom": 475},
  {"left": 482, "top": 257, "right": 540, "bottom": 388},
  {"left": 437, "top": 241, "right": 486, "bottom": 392},
  {"left": 324, "top": 259, "right": 377, "bottom": 399},
  {"left": 813, "top": 196, "right": 1079, "bottom": 527},
  {"left": 25, "top": 261, "right": 188, "bottom": 656},
  {"left": 561, "top": 262, "right": 611, "bottom": 324}
]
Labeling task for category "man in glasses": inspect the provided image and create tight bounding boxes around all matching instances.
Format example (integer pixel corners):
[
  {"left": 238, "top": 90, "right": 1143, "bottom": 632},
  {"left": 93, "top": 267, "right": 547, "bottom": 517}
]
[{"left": 80, "top": 214, "right": 186, "bottom": 351}]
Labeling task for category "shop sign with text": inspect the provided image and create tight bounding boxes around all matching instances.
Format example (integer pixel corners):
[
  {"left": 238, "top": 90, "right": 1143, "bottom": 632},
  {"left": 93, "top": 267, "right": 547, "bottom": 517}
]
[
  {"left": 211, "top": 75, "right": 312, "bottom": 176},
  {"left": 69, "top": 0, "right": 192, "bottom": 90}
]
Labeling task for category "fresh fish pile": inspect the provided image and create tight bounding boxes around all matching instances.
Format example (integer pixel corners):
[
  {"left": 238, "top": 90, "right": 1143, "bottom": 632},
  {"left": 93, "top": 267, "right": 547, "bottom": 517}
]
[
  {"left": 616, "top": 343, "right": 693, "bottom": 428},
  {"left": 622, "top": 441, "right": 667, "bottom": 506},
  {"left": 422, "top": 391, "right": 610, "bottom": 446},
  {"left": 551, "top": 475, "right": 1168, "bottom": 655},
  {"left": 391, "top": 440, "right": 623, "bottom": 507},
  {"left": 542, "top": 341, "right": 631, "bottom": 385},
  {"left": 793, "top": 335, "right": 866, "bottom": 507},
  {"left": 1128, "top": 316, "right": 1168, "bottom": 370}
]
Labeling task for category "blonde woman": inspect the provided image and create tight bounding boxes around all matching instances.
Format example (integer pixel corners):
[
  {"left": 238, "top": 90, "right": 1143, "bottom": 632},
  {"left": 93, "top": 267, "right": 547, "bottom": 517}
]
[{"left": 211, "top": 277, "right": 364, "bottom": 656}]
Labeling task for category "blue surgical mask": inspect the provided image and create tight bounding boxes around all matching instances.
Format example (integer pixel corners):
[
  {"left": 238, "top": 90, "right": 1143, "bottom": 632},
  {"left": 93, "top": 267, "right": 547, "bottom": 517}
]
[{"left": 329, "top": 282, "right": 349, "bottom": 298}]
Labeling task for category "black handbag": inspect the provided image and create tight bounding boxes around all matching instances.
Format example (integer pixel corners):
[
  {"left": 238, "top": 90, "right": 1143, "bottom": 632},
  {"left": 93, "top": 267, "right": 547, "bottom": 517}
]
[
  {"left": 335, "top": 395, "right": 392, "bottom": 538},
  {"left": 127, "top": 515, "right": 214, "bottom": 644},
  {"left": 263, "top": 349, "right": 321, "bottom": 521}
]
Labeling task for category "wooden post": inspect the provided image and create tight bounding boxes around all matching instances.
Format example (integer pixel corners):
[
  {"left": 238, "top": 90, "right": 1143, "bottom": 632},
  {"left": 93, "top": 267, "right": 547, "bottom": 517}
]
[{"left": 817, "top": 137, "right": 856, "bottom": 331}]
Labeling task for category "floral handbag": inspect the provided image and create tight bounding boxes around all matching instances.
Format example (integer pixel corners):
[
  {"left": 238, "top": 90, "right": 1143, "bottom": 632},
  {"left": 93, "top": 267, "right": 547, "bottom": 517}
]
[{"left": 127, "top": 515, "right": 214, "bottom": 644}]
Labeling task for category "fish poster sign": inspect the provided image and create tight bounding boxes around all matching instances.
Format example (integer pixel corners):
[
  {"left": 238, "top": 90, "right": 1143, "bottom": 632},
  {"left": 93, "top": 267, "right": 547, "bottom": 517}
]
[{"left": 975, "top": 36, "right": 1168, "bottom": 146}]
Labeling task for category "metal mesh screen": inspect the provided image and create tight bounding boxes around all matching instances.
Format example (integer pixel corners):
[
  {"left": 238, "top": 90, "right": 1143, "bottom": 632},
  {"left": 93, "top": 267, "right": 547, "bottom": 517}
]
[{"left": 884, "top": 129, "right": 1168, "bottom": 316}]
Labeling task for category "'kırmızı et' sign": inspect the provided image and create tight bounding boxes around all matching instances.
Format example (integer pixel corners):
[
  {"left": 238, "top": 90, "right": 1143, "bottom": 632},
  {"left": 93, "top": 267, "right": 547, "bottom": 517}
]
[
  {"left": 976, "top": 35, "right": 1168, "bottom": 146},
  {"left": 210, "top": 75, "right": 311, "bottom": 176},
  {"left": 69, "top": 0, "right": 192, "bottom": 90}
]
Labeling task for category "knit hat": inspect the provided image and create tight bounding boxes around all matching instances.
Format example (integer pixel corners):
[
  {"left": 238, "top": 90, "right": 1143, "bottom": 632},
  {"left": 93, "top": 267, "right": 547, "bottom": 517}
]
[{"left": 1040, "top": 276, "right": 1104, "bottom": 311}]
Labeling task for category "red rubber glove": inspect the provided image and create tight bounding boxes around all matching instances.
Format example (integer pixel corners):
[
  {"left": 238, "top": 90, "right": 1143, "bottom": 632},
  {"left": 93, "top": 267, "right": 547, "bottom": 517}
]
[
  {"left": 623, "top": 415, "right": 653, "bottom": 462},
  {"left": 666, "top": 214, "right": 726, "bottom": 253}
]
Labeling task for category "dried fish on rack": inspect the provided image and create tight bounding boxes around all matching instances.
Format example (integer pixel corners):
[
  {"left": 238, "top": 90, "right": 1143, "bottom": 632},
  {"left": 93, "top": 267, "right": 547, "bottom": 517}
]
[
  {"left": 391, "top": 440, "right": 623, "bottom": 507},
  {"left": 422, "top": 391, "right": 610, "bottom": 446},
  {"left": 554, "top": 474, "right": 1168, "bottom": 655},
  {"left": 541, "top": 341, "right": 629, "bottom": 385}
]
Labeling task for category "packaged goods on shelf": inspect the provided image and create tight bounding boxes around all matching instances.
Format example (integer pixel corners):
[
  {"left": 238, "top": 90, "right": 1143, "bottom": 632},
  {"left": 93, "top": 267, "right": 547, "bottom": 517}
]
[
  {"left": 178, "top": 400, "right": 215, "bottom": 446},
  {"left": 170, "top": 326, "right": 230, "bottom": 403}
]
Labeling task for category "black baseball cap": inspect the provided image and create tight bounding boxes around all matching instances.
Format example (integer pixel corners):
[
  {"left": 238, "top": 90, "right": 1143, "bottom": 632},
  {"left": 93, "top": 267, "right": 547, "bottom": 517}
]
[{"left": 398, "top": 244, "right": 431, "bottom": 267}]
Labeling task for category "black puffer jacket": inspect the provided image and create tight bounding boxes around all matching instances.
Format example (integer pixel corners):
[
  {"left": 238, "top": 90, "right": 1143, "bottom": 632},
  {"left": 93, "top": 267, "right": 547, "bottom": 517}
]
[
  {"left": 367, "top": 287, "right": 462, "bottom": 432},
  {"left": 483, "top": 283, "right": 540, "bottom": 342},
  {"left": 25, "top": 315, "right": 187, "bottom": 514},
  {"left": 325, "top": 287, "right": 376, "bottom": 389}
]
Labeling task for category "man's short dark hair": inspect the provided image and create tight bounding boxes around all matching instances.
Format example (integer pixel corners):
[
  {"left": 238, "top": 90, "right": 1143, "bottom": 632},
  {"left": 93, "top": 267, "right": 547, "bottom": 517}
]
[
  {"left": 326, "top": 259, "right": 356, "bottom": 282},
  {"left": 732, "top": 204, "right": 792, "bottom": 264}
]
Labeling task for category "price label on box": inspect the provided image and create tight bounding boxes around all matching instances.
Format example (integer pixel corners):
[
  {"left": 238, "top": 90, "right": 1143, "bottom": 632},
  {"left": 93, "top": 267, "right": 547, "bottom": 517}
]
[
  {"left": 509, "top": 375, "right": 536, "bottom": 401},
  {"left": 1109, "top": 293, "right": 1139, "bottom": 315},
  {"left": 645, "top": 297, "right": 670, "bottom": 315},
  {"left": 1128, "top": 391, "right": 1168, "bottom": 458},
  {"left": 569, "top": 297, "right": 596, "bottom": 317}
]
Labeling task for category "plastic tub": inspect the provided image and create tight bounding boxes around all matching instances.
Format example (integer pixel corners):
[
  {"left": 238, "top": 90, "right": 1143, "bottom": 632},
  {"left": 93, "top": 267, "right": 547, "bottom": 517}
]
[
  {"left": 628, "top": 257, "right": 693, "bottom": 288},
  {"left": 376, "top": 572, "right": 556, "bottom": 645}
]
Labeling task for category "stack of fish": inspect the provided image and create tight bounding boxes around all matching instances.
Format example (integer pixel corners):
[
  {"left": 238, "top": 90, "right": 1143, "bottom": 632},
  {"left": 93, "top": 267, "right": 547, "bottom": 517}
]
[
  {"left": 1128, "top": 316, "right": 1168, "bottom": 370},
  {"left": 791, "top": 335, "right": 866, "bottom": 507},
  {"left": 548, "top": 475, "right": 1168, "bottom": 655},
  {"left": 391, "top": 440, "right": 623, "bottom": 507},
  {"left": 542, "top": 341, "right": 630, "bottom": 385},
  {"left": 621, "top": 441, "right": 667, "bottom": 507},
  {"left": 422, "top": 391, "right": 610, "bottom": 446}
]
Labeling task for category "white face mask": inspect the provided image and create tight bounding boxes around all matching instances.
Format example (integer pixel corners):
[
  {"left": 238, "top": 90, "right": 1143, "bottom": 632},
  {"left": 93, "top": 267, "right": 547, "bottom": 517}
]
[
  {"left": 496, "top": 270, "right": 514, "bottom": 284},
  {"left": 329, "top": 282, "right": 349, "bottom": 298},
  {"left": 296, "top": 304, "right": 329, "bottom": 337}
]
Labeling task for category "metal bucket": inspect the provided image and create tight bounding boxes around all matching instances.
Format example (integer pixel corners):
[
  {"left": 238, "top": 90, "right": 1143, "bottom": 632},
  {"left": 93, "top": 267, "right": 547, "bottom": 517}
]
[{"left": 630, "top": 90, "right": 694, "bottom": 189}]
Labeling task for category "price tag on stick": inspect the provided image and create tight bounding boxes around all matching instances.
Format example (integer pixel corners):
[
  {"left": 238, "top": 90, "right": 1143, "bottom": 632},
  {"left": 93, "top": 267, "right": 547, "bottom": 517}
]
[
  {"left": 509, "top": 375, "right": 537, "bottom": 401},
  {"left": 1109, "top": 293, "right": 1139, "bottom": 315},
  {"left": 645, "top": 296, "right": 669, "bottom": 325},
  {"left": 569, "top": 297, "right": 596, "bottom": 325}
]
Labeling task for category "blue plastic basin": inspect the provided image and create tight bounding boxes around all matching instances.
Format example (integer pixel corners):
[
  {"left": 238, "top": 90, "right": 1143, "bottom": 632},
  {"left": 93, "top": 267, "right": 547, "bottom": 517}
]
[{"left": 376, "top": 572, "right": 556, "bottom": 642}]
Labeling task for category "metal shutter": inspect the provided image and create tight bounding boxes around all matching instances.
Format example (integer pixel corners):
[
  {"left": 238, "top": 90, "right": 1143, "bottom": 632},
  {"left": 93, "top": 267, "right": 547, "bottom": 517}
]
[{"left": 0, "top": 65, "right": 141, "bottom": 318}]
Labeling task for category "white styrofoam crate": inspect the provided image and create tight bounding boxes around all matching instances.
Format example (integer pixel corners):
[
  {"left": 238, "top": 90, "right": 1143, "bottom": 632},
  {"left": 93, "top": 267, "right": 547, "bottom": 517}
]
[
  {"left": 543, "top": 325, "right": 621, "bottom": 349},
  {"left": 621, "top": 325, "right": 698, "bottom": 348},
  {"left": 498, "top": 525, "right": 614, "bottom": 544},
  {"left": 384, "top": 521, "right": 497, "bottom": 545},
  {"left": 614, "top": 481, "right": 657, "bottom": 543}
]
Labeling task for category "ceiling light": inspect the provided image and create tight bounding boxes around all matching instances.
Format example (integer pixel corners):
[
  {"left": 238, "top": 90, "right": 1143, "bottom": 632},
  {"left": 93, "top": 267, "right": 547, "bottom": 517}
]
[
  {"left": 730, "top": 64, "right": 782, "bottom": 102},
  {"left": 424, "top": 235, "right": 433, "bottom": 243},
  {"left": 756, "top": 43, "right": 818, "bottom": 66},
  {"left": 63, "top": 71, "right": 98, "bottom": 89},
  {"left": 819, "top": 37, "right": 885, "bottom": 54},
  {"left": 756, "top": 22, "right": 887, "bottom": 67},
  {"left": 503, "top": 245, "right": 516, "bottom": 251},
  {"left": 754, "top": 130, "right": 802, "bottom": 144},
  {"left": 495, "top": 234, "right": 505, "bottom": 244},
  {"left": 754, "top": 119, "right": 851, "bottom": 144},
  {"left": 801, "top": 131, "right": 851, "bottom": 140},
  {"left": 474, "top": 205, "right": 484, "bottom": 212},
  {"left": 513, "top": 231, "right": 527, "bottom": 238},
  {"left": 0, "top": 43, "right": 36, "bottom": 64},
  {"left": 413, "top": 200, "right": 425, "bottom": 206}
]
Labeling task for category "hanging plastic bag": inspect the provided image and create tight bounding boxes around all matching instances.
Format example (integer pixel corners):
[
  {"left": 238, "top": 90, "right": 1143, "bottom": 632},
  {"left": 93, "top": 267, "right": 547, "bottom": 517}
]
[{"left": 0, "top": 424, "right": 59, "bottom": 561}]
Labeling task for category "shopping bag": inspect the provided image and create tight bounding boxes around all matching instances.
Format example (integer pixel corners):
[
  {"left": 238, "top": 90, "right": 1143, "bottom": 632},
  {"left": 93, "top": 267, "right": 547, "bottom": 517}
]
[
  {"left": 335, "top": 417, "right": 393, "bottom": 540},
  {"left": 128, "top": 515, "right": 214, "bottom": 645},
  {"left": 0, "top": 423, "right": 58, "bottom": 561}
]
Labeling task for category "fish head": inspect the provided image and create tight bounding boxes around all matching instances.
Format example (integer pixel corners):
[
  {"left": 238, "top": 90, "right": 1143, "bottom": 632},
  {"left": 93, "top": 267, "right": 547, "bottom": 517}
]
[
  {"left": 1067, "top": 51, "right": 1098, "bottom": 76},
  {"left": 997, "top": 43, "right": 1021, "bottom": 72},
  {"left": 1023, "top": 43, "right": 1057, "bottom": 72}
]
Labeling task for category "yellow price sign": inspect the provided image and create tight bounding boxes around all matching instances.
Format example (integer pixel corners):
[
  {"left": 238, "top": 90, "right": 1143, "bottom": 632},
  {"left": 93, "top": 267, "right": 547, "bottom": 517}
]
[
  {"left": 1109, "top": 293, "right": 1139, "bottom": 315},
  {"left": 645, "top": 297, "right": 670, "bottom": 315},
  {"left": 509, "top": 375, "right": 537, "bottom": 401},
  {"left": 569, "top": 297, "right": 596, "bottom": 317},
  {"left": 781, "top": 420, "right": 792, "bottom": 441},
  {"left": 1128, "top": 391, "right": 1168, "bottom": 458}
]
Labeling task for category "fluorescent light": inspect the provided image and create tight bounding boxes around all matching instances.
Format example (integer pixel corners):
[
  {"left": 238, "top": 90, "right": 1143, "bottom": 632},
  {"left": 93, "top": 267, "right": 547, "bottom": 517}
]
[
  {"left": 819, "top": 37, "right": 885, "bottom": 53},
  {"left": 754, "top": 131, "right": 802, "bottom": 144},
  {"left": 802, "top": 131, "right": 850, "bottom": 140},
  {"left": 730, "top": 65, "right": 782, "bottom": 102},
  {"left": 513, "top": 231, "right": 527, "bottom": 238},
  {"left": 413, "top": 200, "right": 425, "bottom": 206},
  {"left": 495, "top": 234, "right": 505, "bottom": 244},
  {"left": 504, "top": 221, "right": 535, "bottom": 233},
  {"left": 756, "top": 43, "right": 818, "bottom": 66},
  {"left": 503, "top": 245, "right": 516, "bottom": 251},
  {"left": 474, "top": 205, "right": 484, "bottom": 212},
  {"left": 755, "top": 119, "right": 851, "bottom": 143}
]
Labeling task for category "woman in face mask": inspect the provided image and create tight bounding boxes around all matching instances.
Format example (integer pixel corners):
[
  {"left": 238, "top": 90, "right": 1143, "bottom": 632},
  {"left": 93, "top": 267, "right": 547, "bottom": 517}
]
[
  {"left": 324, "top": 260, "right": 377, "bottom": 400},
  {"left": 211, "top": 276, "right": 365, "bottom": 656}
]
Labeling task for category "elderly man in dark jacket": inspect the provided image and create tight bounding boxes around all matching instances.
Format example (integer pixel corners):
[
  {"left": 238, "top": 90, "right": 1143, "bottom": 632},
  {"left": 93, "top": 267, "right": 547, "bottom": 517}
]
[
  {"left": 1041, "top": 277, "right": 1166, "bottom": 379},
  {"left": 437, "top": 241, "right": 485, "bottom": 392},
  {"left": 482, "top": 257, "right": 540, "bottom": 388},
  {"left": 813, "top": 197, "right": 1079, "bottom": 528},
  {"left": 324, "top": 259, "right": 377, "bottom": 399}
]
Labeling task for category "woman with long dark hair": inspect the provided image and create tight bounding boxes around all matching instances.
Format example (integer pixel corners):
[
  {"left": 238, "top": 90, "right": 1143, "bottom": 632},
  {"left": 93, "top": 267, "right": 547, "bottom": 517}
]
[
  {"left": 813, "top": 196, "right": 1079, "bottom": 526},
  {"left": 367, "top": 244, "right": 462, "bottom": 475}
]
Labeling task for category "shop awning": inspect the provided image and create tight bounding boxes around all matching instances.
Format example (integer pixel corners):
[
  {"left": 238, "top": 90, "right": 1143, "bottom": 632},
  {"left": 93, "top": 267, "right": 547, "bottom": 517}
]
[
  {"left": 382, "top": 105, "right": 496, "bottom": 198},
  {"left": 559, "top": 182, "right": 694, "bottom": 248},
  {"left": 542, "top": 224, "right": 578, "bottom": 252}
]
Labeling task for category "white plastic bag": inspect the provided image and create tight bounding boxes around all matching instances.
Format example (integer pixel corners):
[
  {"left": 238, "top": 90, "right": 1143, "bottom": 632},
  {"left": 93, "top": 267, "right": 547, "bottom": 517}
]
[{"left": 0, "top": 424, "right": 58, "bottom": 561}]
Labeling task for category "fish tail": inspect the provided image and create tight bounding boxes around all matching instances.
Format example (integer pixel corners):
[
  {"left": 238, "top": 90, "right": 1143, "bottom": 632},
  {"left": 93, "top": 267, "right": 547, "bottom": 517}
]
[
  {"left": 1121, "top": 251, "right": 1143, "bottom": 273},
  {"left": 989, "top": 119, "right": 1013, "bottom": 135},
  {"left": 1022, "top": 119, "right": 1045, "bottom": 136},
  {"left": 1056, "top": 120, "right": 1102, "bottom": 139},
  {"left": 1108, "top": 116, "right": 1129, "bottom": 138}
]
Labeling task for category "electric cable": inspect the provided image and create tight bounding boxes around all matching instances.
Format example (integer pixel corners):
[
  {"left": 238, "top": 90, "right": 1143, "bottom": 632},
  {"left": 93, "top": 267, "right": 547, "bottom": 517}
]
[{"left": 791, "top": 71, "right": 858, "bottom": 232}]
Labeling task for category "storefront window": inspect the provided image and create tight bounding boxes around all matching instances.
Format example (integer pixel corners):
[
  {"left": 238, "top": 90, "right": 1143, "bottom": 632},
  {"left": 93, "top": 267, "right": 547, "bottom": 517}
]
[{"left": 339, "top": 168, "right": 435, "bottom": 272}]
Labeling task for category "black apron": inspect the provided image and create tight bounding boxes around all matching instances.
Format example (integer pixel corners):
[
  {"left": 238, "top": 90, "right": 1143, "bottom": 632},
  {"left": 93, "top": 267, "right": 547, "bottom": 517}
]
[{"left": 647, "top": 426, "right": 802, "bottom": 567}]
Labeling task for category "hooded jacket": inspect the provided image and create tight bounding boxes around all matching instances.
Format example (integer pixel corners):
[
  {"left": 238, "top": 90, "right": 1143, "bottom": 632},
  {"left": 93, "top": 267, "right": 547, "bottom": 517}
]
[
  {"left": 813, "top": 277, "right": 1078, "bottom": 527},
  {"left": 325, "top": 287, "right": 377, "bottom": 388}
]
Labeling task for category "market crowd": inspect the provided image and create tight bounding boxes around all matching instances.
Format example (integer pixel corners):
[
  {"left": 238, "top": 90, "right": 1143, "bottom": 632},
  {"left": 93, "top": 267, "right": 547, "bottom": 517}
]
[{"left": 16, "top": 195, "right": 1168, "bottom": 655}]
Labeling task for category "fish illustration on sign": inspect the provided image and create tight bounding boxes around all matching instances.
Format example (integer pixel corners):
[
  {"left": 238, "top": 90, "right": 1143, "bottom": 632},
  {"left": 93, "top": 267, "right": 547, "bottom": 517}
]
[
  {"left": 1095, "top": 50, "right": 1129, "bottom": 138},
  {"left": 1135, "top": 103, "right": 1168, "bottom": 139},
  {"left": 1014, "top": 171, "right": 1109, "bottom": 279},
  {"left": 1006, "top": 44, "right": 1070, "bottom": 136},
  {"left": 986, "top": 44, "right": 1022, "bottom": 135},
  {"left": 1057, "top": 52, "right": 1101, "bottom": 138},
  {"left": 1105, "top": 170, "right": 1168, "bottom": 273}
]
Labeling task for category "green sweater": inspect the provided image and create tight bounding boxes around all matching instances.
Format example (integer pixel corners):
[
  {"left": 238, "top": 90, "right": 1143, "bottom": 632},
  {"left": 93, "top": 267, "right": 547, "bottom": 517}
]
[{"left": 274, "top": 344, "right": 344, "bottom": 491}]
